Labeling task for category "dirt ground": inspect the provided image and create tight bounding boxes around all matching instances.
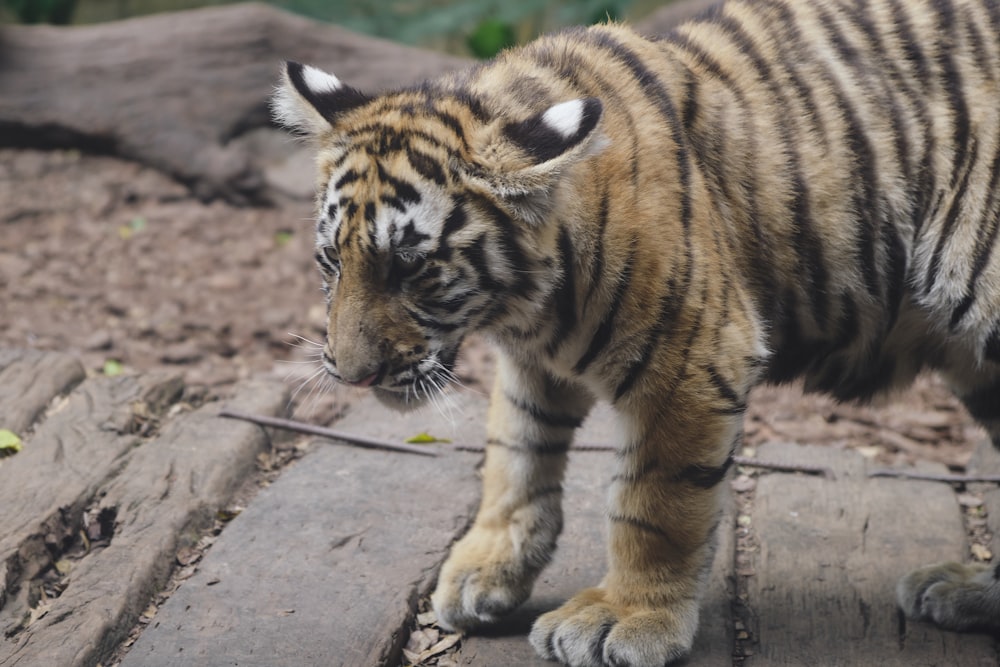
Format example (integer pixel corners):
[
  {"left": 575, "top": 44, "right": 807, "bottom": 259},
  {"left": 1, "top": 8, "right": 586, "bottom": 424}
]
[{"left": 0, "top": 147, "right": 987, "bottom": 467}]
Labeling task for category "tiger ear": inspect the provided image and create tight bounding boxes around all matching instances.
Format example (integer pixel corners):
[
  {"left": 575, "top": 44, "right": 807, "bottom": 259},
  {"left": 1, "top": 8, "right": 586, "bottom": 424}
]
[
  {"left": 271, "top": 61, "right": 372, "bottom": 136},
  {"left": 474, "top": 98, "right": 606, "bottom": 224}
]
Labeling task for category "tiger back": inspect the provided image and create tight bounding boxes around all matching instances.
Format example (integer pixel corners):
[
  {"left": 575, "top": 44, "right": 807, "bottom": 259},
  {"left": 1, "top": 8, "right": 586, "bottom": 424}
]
[{"left": 273, "top": 0, "right": 1000, "bottom": 664}]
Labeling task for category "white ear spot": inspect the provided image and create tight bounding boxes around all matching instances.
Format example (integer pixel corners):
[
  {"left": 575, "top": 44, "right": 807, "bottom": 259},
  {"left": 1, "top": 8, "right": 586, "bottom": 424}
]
[
  {"left": 541, "top": 99, "right": 586, "bottom": 139},
  {"left": 301, "top": 65, "right": 343, "bottom": 95}
]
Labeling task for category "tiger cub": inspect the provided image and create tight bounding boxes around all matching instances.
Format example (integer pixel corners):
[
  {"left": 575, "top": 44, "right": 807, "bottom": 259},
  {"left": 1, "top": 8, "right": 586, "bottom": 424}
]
[{"left": 273, "top": 0, "right": 1000, "bottom": 663}]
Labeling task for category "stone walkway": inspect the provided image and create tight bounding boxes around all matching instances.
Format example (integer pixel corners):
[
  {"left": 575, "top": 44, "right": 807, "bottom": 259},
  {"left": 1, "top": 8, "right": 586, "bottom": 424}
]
[{"left": 0, "top": 348, "right": 997, "bottom": 666}]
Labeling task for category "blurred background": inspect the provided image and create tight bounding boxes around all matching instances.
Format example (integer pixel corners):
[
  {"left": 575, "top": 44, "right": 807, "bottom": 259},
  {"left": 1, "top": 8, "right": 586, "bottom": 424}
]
[{"left": 2, "top": 0, "right": 670, "bottom": 57}]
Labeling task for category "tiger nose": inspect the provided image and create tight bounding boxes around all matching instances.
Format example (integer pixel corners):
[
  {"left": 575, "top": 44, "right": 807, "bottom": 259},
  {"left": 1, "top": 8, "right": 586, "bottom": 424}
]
[{"left": 341, "top": 363, "right": 384, "bottom": 388}]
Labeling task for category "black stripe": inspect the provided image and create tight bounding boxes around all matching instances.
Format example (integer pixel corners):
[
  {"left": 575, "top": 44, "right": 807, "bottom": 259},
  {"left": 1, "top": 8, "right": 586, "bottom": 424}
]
[
  {"left": 705, "top": 364, "right": 739, "bottom": 404},
  {"left": 885, "top": 227, "right": 908, "bottom": 331},
  {"left": 886, "top": 0, "right": 937, "bottom": 231},
  {"left": 702, "top": 13, "right": 829, "bottom": 328},
  {"left": 470, "top": 194, "right": 534, "bottom": 296},
  {"left": 405, "top": 307, "right": 461, "bottom": 333},
  {"left": 614, "top": 283, "right": 687, "bottom": 401},
  {"left": 525, "top": 485, "right": 563, "bottom": 504},
  {"left": 574, "top": 242, "right": 637, "bottom": 374},
  {"left": 609, "top": 514, "right": 678, "bottom": 547},
  {"left": 460, "top": 235, "right": 507, "bottom": 293},
  {"left": 335, "top": 169, "right": 361, "bottom": 190},
  {"left": 376, "top": 163, "right": 421, "bottom": 205},
  {"left": 962, "top": 5, "right": 994, "bottom": 84},
  {"left": 931, "top": 0, "right": 971, "bottom": 190},
  {"left": 547, "top": 226, "right": 578, "bottom": 355},
  {"left": 406, "top": 150, "right": 447, "bottom": 186},
  {"left": 420, "top": 291, "right": 468, "bottom": 317},
  {"left": 486, "top": 437, "right": 570, "bottom": 456},
  {"left": 504, "top": 393, "right": 585, "bottom": 429},
  {"left": 663, "top": 34, "right": 774, "bottom": 306},
  {"left": 585, "top": 30, "right": 692, "bottom": 231},
  {"left": 926, "top": 138, "right": 980, "bottom": 295},
  {"left": 952, "top": 140, "right": 1000, "bottom": 328},
  {"left": 673, "top": 455, "right": 734, "bottom": 489},
  {"left": 811, "top": 5, "right": 885, "bottom": 302},
  {"left": 584, "top": 185, "right": 611, "bottom": 311}
]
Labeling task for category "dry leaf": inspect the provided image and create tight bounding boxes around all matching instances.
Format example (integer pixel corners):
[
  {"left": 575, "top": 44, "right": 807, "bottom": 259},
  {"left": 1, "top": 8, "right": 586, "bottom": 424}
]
[
  {"left": 405, "top": 627, "right": 438, "bottom": 654},
  {"left": 971, "top": 544, "right": 993, "bottom": 561},
  {"left": 416, "top": 610, "right": 437, "bottom": 627},
  {"left": 415, "top": 633, "right": 462, "bottom": 663},
  {"left": 176, "top": 546, "right": 200, "bottom": 566},
  {"left": 26, "top": 597, "right": 52, "bottom": 628}
]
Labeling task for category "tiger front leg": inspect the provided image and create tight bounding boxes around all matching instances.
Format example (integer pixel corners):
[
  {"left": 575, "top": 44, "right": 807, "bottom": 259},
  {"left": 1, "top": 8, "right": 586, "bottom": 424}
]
[
  {"left": 530, "top": 406, "right": 739, "bottom": 667},
  {"left": 432, "top": 358, "right": 595, "bottom": 630}
]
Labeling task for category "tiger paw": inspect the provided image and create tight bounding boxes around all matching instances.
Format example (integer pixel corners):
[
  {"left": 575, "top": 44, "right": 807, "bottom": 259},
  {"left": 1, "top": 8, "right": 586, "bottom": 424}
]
[
  {"left": 529, "top": 588, "right": 698, "bottom": 667},
  {"left": 431, "top": 525, "right": 550, "bottom": 630},
  {"left": 897, "top": 561, "right": 1000, "bottom": 632}
]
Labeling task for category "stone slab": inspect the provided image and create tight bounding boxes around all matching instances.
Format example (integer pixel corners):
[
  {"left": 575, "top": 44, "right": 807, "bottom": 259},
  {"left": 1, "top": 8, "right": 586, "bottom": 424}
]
[
  {"left": 0, "top": 372, "right": 183, "bottom": 636},
  {"left": 0, "top": 378, "right": 288, "bottom": 667},
  {"left": 0, "top": 347, "right": 85, "bottom": 434},
  {"left": 745, "top": 442, "right": 998, "bottom": 666},
  {"left": 122, "top": 391, "right": 485, "bottom": 667}
]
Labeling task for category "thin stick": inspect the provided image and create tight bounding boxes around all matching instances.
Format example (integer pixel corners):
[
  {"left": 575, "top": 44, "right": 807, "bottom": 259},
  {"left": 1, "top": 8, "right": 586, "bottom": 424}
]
[
  {"left": 733, "top": 455, "right": 834, "bottom": 477},
  {"left": 868, "top": 469, "right": 1000, "bottom": 484},
  {"left": 218, "top": 409, "right": 438, "bottom": 457},
  {"left": 459, "top": 440, "right": 833, "bottom": 477}
]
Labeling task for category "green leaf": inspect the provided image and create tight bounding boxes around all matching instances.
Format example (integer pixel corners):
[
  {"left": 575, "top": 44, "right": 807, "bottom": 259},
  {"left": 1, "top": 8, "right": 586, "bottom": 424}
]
[
  {"left": 0, "top": 429, "right": 23, "bottom": 457},
  {"left": 102, "top": 359, "right": 124, "bottom": 377},
  {"left": 274, "top": 230, "right": 294, "bottom": 247},
  {"left": 405, "top": 432, "right": 452, "bottom": 444},
  {"left": 467, "top": 19, "right": 517, "bottom": 59}
]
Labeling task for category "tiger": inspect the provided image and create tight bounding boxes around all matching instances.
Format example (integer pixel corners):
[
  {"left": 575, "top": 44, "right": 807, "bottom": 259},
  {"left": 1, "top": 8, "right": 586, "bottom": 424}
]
[{"left": 271, "top": 0, "right": 1000, "bottom": 663}]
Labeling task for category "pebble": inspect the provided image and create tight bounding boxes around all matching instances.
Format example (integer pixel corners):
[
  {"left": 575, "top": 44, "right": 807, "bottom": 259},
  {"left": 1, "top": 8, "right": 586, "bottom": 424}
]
[
  {"left": 160, "top": 343, "right": 203, "bottom": 365},
  {"left": 83, "top": 330, "right": 113, "bottom": 351}
]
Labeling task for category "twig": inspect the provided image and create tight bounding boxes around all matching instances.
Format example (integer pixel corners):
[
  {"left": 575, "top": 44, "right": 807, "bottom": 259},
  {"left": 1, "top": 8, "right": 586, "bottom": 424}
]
[
  {"left": 733, "top": 455, "right": 834, "bottom": 477},
  {"left": 458, "top": 440, "right": 833, "bottom": 477},
  {"left": 218, "top": 409, "right": 438, "bottom": 457},
  {"left": 868, "top": 469, "right": 1000, "bottom": 484}
]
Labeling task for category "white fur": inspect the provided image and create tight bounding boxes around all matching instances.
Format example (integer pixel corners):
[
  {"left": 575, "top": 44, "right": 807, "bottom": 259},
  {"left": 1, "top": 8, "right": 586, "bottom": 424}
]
[
  {"left": 270, "top": 64, "right": 343, "bottom": 137},
  {"left": 541, "top": 99, "right": 586, "bottom": 138},
  {"left": 301, "top": 65, "right": 343, "bottom": 94}
]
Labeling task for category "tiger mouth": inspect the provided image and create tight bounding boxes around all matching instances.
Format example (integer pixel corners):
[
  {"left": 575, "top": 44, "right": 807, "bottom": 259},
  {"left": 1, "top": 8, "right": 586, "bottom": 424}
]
[
  {"left": 372, "top": 376, "right": 448, "bottom": 411},
  {"left": 368, "top": 353, "right": 461, "bottom": 411}
]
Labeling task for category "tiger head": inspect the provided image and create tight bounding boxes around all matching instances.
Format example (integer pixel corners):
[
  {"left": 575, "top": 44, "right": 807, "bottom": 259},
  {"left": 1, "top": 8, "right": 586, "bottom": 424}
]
[{"left": 272, "top": 62, "right": 604, "bottom": 410}]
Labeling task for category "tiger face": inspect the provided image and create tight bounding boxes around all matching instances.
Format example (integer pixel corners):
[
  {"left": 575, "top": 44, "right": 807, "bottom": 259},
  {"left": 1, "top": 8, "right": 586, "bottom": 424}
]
[{"left": 272, "top": 62, "right": 604, "bottom": 410}]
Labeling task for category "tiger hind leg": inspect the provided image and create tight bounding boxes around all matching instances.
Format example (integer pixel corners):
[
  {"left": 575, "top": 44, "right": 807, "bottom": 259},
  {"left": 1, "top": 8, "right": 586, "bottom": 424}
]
[
  {"left": 529, "top": 403, "right": 739, "bottom": 667},
  {"left": 898, "top": 355, "right": 1000, "bottom": 633},
  {"left": 898, "top": 561, "right": 1000, "bottom": 633}
]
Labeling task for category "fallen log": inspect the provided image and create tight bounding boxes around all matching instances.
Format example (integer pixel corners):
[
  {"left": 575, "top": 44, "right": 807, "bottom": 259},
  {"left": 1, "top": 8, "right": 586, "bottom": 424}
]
[{"left": 0, "top": 3, "right": 468, "bottom": 204}]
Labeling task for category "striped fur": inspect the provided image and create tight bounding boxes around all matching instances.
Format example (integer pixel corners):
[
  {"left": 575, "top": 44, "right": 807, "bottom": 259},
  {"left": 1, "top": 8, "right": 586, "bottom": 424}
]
[{"left": 274, "top": 0, "right": 1000, "bottom": 663}]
